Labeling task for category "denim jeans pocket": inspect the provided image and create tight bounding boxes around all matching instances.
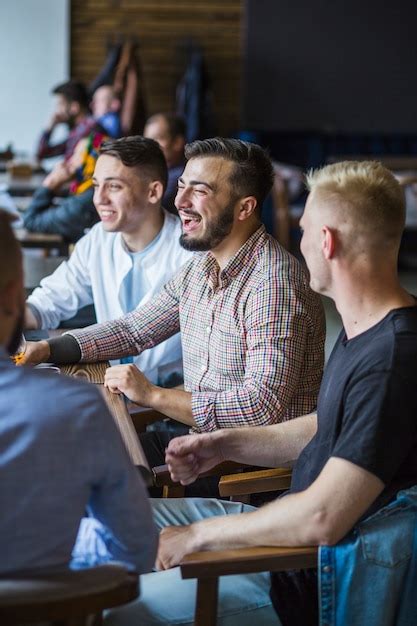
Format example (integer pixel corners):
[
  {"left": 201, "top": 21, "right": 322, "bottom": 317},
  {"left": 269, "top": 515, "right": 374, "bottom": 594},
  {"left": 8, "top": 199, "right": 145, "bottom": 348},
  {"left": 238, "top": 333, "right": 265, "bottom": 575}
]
[{"left": 359, "top": 508, "right": 414, "bottom": 568}]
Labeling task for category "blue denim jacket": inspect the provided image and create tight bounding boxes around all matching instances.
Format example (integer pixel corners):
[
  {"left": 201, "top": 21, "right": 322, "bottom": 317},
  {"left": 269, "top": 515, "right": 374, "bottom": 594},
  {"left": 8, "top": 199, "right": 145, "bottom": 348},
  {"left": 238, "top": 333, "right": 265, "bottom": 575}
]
[{"left": 319, "top": 487, "right": 417, "bottom": 626}]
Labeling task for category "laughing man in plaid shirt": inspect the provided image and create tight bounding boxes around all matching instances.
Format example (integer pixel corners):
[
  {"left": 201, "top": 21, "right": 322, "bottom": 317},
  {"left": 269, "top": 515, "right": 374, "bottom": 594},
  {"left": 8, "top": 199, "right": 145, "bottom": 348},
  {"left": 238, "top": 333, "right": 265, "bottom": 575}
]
[{"left": 28, "top": 138, "right": 325, "bottom": 467}]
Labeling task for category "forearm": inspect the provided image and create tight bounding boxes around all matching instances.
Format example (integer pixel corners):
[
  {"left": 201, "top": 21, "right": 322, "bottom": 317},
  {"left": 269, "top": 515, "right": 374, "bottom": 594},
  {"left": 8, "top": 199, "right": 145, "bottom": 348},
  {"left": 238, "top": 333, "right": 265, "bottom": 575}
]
[
  {"left": 24, "top": 304, "right": 40, "bottom": 330},
  {"left": 71, "top": 287, "right": 181, "bottom": 362},
  {"left": 191, "top": 493, "right": 318, "bottom": 553},
  {"left": 149, "top": 386, "right": 195, "bottom": 427},
  {"left": 191, "top": 457, "right": 384, "bottom": 553},
  {"left": 214, "top": 413, "right": 317, "bottom": 468}
]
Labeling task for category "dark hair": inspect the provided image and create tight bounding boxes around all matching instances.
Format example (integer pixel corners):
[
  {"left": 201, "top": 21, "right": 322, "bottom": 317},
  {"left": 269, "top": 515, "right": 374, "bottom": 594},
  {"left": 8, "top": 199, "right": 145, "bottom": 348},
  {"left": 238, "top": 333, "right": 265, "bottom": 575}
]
[
  {"left": 184, "top": 138, "right": 274, "bottom": 209},
  {"left": 99, "top": 136, "right": 168, "bottom": 191},
  {"left": 52, "top": 80, "right": 90, "bottom": 110},
  {"left": 146, "top": 113, "right": 186, "bottom": 140}
]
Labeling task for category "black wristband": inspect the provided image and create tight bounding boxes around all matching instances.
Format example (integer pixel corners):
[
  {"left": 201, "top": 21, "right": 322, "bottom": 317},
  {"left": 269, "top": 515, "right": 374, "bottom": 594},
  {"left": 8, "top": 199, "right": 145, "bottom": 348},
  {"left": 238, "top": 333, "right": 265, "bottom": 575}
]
[{"left": 47, "top": 334, "right": 82, "bottom": 364}]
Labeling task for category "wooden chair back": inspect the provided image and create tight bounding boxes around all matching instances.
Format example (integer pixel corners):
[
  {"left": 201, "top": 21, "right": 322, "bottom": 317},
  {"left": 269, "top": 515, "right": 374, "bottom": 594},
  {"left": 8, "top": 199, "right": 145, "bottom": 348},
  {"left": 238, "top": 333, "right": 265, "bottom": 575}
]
[{"left": 0, "top": 563, "right": 138, "bottom": 626}]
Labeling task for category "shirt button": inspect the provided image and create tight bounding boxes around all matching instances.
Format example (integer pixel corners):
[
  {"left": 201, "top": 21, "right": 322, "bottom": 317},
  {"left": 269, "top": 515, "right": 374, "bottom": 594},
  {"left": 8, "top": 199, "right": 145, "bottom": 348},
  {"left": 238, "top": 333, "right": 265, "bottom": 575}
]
[
  {"left": 200, "top": 365, "right": 206, "bottom": 372},
  {"left": 322, "top": 565, "right": 332, "bottom": 573},
  {"left": 206, "top": 326, "right": 211, "bottom": 334}
]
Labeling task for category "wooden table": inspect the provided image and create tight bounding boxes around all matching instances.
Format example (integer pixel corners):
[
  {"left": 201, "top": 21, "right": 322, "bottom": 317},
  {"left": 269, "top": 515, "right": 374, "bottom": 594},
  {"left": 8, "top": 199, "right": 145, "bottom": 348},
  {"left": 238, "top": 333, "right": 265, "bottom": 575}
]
[
  {"left": 0, "top": 172, "right": 45, "bottom": 196},
  {"left": 61, "top": 362, "right": 149, "bottom": 470},
  {"left": 15, "top": 228, "right": 69, "bottom": 255}
]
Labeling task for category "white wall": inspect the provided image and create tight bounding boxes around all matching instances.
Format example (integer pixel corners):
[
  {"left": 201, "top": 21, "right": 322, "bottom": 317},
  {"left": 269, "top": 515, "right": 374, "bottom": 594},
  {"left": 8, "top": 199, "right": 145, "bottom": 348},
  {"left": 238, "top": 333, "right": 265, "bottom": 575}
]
[{"left": 0, "top": 0, "right": 69, "bottom": 156}]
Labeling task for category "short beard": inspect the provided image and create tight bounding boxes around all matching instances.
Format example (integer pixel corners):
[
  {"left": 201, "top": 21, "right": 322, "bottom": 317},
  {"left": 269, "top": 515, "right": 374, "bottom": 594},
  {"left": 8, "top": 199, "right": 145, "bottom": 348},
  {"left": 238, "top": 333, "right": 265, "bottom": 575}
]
[
  {"left": 179, "top": 201, "right": 235, "bottom": 252},
  {"left": 7, "top": 310, "right": 25, "bottom": 356}
]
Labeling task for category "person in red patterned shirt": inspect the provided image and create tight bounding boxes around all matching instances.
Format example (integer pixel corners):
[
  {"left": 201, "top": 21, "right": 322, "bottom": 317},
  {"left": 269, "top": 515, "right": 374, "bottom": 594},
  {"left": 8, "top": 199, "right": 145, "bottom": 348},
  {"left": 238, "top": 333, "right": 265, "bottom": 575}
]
[{"left": 36, "top": 80, "right": 100, "bottom": 161}]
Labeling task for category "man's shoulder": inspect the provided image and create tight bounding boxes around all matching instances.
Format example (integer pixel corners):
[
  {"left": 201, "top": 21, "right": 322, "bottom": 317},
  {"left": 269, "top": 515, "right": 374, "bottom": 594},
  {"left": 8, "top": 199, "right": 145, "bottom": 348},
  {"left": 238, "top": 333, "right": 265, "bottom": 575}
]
[
  {"left": 251, "top": 234, "right": 308, "bottom": 287},
  {"left": 23, "top": 366, "right": 103, "bottom": 402},
  {"left": 344, "top": 306, "right": 417, "bottom": 379},
  {"left": 4, "top": 365, "right": 106, "bottom": 429}
]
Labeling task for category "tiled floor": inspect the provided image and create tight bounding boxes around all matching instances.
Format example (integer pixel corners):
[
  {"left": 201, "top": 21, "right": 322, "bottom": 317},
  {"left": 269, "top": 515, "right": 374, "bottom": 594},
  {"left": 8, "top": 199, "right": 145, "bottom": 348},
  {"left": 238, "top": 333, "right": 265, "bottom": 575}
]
[{"left": 322, "top": 270, "right": 417, "bottom": 361}]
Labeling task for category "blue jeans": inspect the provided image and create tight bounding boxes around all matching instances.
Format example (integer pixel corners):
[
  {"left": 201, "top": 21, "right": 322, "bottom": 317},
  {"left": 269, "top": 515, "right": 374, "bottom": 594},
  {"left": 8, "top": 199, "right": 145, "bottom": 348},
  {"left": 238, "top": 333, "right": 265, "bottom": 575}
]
[{"left": 104, "top": 498, "right": 279, "bottom": 626}]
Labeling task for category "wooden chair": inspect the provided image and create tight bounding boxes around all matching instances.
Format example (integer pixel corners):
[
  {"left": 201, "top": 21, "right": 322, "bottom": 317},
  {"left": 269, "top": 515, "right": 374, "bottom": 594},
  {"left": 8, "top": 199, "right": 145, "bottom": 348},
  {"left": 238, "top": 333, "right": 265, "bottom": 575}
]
[
  {"left": 181, "top": 544, "right": 317, "bottom": 626},
  {"left": 153, "top": 462, "right": 292, "bottom": 500},
  {"left": 152, "top": 461, "right": 257, "bottom": 498},
  {"left": 126, "top": 403, "right": 168, "bottom": 434},
  {"left": 0, "top": 563, "right": 138, "bottom": 626},
  {"left": 179, "top": 467, "right": 314, "bottom": 626}
]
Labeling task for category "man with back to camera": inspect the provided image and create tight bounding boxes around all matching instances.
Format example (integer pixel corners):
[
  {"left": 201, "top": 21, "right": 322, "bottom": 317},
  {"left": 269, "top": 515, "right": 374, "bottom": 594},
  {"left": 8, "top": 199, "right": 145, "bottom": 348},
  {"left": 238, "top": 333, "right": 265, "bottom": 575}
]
[
  {"left": 102, "top": 160, "right": 417, "bottom": 626},
  {"left": 25, "top": 136, "right": 191, "bottom": 385},
  {"left": 0, "top": 210, "right": 157, "bottom": 576},
  {"left": 25, "top": 138, "right": 325, "bottom": 472},
  {"left": 144, "top": 112, "right": 186, "bottom": 214},
  {"left": 36, "top": 80, "right": 99, "bottom": 161}
]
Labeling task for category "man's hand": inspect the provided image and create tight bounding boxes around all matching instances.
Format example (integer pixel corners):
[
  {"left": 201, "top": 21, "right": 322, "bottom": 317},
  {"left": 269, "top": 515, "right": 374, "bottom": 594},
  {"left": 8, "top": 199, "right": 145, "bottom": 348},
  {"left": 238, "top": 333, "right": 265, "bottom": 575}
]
[
  {"left": 156, "top": 525, "right": 199, "bottom": 570},
  {"left": 42, "top": 161, "right": 72, "bottom": 191},
  {"left": 46, "top": 111, "right": 67, "bottom": 131},
  {"left": 23, "top": 340, "right": 51, "bottom": 365},
  {"left": 104, "top": 364, "right": 155, "bottom": 407},
  {"left": 165, "top": 432, "right": 225, "bottom": 485}
]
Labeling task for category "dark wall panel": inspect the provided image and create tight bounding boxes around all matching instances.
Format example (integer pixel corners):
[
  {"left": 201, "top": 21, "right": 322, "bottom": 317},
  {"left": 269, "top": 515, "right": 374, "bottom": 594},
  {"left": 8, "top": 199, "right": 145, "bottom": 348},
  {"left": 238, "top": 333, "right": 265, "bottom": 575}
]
[{"left": 244, "top": 0, "right": 417, "bottom": 133}]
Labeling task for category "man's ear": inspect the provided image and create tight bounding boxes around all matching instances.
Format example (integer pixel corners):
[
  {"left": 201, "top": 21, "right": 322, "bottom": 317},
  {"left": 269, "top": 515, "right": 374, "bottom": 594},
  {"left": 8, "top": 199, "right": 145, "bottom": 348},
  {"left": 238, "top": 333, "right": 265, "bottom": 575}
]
[
  {"left": 322, "top": 225, "right": 336, "bottom": 259},
  {"left": 148, "top": 180, "right": 164, "bottom": 204},
  {"left": 237, "top": 196, "right": 258, "bottom": 222}
]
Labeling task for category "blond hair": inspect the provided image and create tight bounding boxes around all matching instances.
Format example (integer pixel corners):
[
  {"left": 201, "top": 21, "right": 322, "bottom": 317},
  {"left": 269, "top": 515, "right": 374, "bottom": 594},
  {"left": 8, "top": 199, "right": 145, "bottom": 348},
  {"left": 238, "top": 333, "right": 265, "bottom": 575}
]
[
  {"left": 306, "top": 161, "right": 405, "bottom": 246},
  {"left": 0, "top": 210, "right": 21, "bottom": 290}
]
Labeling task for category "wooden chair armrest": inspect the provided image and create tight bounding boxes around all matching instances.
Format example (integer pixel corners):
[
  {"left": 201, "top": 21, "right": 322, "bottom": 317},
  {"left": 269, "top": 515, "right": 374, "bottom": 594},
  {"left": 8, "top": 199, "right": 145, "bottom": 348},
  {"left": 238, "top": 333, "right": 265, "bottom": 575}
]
[
  {"left": 219, "top": 467, "right": 292, "bottom": 497},
  {"left": 181, "top": 545, "right": 318, "bottom": 578},
  {"left": 0, "top": 564, "right": 138, "bottom": 622},
  {"left": 152, "top": 461, "right": 253, "bottom": 490},
  {"left": 180, "top": 544, "right": 317, "bottom": 625},
  {"left": 126, "top": 403, "right": 167, "bottom": 433}
]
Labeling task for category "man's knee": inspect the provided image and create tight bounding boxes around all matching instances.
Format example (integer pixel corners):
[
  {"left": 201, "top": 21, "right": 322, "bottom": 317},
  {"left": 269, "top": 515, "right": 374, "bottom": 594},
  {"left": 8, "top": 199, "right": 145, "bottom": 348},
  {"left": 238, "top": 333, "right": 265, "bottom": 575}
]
[{"left": 151, "top": 497, "right": 256, "bottom": 531}]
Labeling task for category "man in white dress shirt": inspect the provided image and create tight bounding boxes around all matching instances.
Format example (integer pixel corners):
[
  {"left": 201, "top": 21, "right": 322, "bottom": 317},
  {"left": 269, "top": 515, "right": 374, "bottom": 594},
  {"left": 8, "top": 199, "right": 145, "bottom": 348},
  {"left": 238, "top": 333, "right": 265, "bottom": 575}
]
[{"left": 25, "top": 136, "right": 191, "bottom": 385}]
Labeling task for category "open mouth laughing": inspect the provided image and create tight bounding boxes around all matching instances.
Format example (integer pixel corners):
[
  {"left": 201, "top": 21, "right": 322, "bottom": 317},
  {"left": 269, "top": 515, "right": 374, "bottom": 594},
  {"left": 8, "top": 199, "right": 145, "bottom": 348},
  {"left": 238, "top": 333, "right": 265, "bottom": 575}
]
[{"left": 180, "top": 211, "right": 202, "bottom": 234}]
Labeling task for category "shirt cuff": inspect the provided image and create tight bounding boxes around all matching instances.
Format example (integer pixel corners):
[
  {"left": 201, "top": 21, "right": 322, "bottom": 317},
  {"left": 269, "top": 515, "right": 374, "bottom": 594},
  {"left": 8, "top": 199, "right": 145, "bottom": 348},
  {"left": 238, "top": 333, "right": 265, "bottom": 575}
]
[{"left": 47, "top": 334, "right": 82, "bottom": 364}]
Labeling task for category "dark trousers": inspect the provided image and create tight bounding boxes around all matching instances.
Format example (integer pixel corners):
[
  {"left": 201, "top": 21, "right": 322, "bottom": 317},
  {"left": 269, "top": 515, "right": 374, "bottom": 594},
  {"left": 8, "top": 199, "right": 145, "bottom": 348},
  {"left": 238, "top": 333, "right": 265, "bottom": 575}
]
[
  {"left": 270, "top": 568, "right": 318, "bottom": 626},
  {"left": 139, "top": 430, "right": 220, "bottom": 498}
]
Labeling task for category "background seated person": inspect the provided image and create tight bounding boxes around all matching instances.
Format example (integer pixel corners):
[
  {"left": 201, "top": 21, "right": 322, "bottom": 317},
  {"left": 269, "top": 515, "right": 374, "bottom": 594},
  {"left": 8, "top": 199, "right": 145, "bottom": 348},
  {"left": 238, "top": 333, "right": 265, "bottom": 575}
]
[
  {"left": 0, "top": 211, "right": 156, "bottom": 576},
  {"left": 25, "top": 136, "right": 191, "bottom": 386},
  {"left": 36, "top": 80, "right": 100, "bottom": 161},
  {"left": 144, "top": 113, "right": 186, "bottom": 214},
  {"left": 24, "top": 132, "right": 106, "bottom": 242},
  {"left": 104, "top": 160, "right": 417, "bottom": 626},
  {"left": 25, "top": 138, "right": 325, "bottom": 474},
  {"left": 90, "top": 84, "right": 122, "bottom": 139}
]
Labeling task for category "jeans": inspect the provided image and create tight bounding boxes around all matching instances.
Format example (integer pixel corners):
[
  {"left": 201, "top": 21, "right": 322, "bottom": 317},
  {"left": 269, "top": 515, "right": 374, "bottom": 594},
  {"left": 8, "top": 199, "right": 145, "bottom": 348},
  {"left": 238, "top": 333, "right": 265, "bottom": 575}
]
[{"left": 104, "top": 498, "right": 279, "bottom": 626}]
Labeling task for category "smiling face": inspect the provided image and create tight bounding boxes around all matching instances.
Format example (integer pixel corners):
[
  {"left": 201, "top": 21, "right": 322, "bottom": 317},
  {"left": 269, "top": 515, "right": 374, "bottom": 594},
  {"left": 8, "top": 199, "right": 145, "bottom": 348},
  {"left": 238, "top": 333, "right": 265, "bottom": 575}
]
[
  {"left": 92, "top": 155, "right": 155, "bottom": 234},
  {"left": 176, "top": 156, "right": 239, "bottom": 252}
]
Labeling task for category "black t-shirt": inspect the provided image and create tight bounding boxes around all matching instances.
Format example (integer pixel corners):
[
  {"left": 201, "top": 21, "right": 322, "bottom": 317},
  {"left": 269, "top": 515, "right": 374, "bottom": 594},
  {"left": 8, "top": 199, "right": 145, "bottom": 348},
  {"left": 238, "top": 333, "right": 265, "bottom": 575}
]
[{"left": 290, "top": 305, "right": 417, "bottom": 518}]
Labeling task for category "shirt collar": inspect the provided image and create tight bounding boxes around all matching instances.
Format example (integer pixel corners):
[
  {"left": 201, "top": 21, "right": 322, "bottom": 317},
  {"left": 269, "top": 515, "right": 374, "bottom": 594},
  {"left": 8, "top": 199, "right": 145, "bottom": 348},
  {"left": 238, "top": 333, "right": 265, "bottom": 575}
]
[{"left": 202, "top": 225, "right": 267, "bottom": 291}]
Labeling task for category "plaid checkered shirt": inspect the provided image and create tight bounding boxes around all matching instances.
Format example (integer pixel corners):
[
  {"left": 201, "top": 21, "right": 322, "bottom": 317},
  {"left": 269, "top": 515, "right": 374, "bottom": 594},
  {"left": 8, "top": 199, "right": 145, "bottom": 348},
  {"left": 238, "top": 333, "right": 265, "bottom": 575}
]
[{"left": 69, "top": 226, "right": 325, "bottom": 432}]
